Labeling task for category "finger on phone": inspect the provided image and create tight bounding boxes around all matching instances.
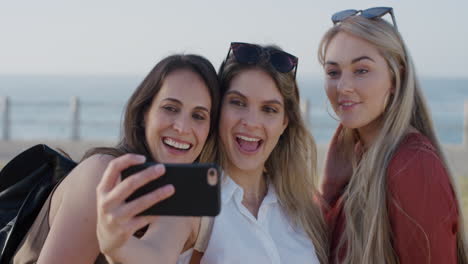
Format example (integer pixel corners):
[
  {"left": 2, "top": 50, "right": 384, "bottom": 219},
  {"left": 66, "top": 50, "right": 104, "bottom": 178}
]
[
  {"left": 104, "top": 164, "right": 166, "bottom": 208},
  {"left": 98, "top": 154, "right": 146, "bottom": 194},
  {"left": 117, "top": 184, "right": 175, "bottom": 219}
]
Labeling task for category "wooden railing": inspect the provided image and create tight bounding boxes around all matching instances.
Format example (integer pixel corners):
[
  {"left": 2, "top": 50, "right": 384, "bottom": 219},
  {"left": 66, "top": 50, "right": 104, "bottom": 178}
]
[{"left": 1, "top": 96, "right": 468, "bottom": 146}]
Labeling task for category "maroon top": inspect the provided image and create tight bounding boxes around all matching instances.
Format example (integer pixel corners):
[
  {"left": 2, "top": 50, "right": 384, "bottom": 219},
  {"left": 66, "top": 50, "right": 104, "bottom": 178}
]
[{"left": 325, "top": 133, "right": 459, "bottom": 263}]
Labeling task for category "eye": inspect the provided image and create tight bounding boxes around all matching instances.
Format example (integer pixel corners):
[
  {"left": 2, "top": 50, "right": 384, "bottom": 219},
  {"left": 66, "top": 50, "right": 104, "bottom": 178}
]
[
  {"left": 262, "top": 106, "right": 279, "bottom": 114},
  {"left": 229, "top": 98, "right": 246, "bottom": 107},
  {"left": 355, "top": 68, "right": 369, "bottom": 75},
  {"left": 326, "top": 69, "right": 340, "bottom": 79},
  {"left": 162, "top": 105, "right": 179, "bottom": 113},
  {"left": 192, "top": 112, "right": 207, "bottom": 121}
]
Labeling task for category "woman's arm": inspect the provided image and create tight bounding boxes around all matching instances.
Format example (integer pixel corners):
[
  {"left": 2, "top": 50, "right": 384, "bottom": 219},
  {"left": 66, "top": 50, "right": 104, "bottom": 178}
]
[
  {"left": 107, "top": 216, "right": 199, "bottom": 264},
  {"left": 99, "top": 216, "right": 197, "bottom": 264},
  {"left": 387, "top": 147, "right": 459, "bottom": 264},
  {"left": 37, "top": 154, "right": 115, "bottom": 264}
]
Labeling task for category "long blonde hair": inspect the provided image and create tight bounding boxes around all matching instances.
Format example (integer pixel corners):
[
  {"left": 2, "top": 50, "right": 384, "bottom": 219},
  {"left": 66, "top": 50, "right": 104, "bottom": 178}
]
[
  {"left": 318, "top": 16, "right": 467, "bottom": 264},
  {"left": 217, "top": 45, "right": 329, "bottom": 263}
]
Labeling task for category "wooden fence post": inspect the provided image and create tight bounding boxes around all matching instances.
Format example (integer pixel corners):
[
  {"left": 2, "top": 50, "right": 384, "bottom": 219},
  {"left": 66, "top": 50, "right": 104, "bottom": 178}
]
[
  {"left": 1, "top": 96, "right": 10, "bottom": 141},
  {"left": 71, "top": 96, "right": 80, "bottom": 141}
]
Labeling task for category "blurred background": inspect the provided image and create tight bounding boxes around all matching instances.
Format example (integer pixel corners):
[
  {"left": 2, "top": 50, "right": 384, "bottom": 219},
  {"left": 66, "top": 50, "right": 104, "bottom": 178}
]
[{"left": 0, "top": 0, "right": 467, "bottom": 218}]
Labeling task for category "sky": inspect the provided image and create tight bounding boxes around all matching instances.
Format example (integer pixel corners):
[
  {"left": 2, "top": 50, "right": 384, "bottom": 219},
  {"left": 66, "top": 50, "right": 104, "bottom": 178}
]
[{"left": 1, "top": 0, "right": 468, "bottom": 79}]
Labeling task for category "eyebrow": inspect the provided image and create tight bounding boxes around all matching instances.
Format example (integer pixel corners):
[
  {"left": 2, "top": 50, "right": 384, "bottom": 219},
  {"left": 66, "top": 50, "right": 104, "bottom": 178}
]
[
  {"left": 162, "top": 97, "right": 210, "bottom": 113},
  {"left": 351, "top": 56, "right": 375, "bottom": 64},
  {"left": 225, "top": 90, "right": 284, "bottom": 106},
  {"left": 325, "top": 56, "right": 375, "bottom": 66}
]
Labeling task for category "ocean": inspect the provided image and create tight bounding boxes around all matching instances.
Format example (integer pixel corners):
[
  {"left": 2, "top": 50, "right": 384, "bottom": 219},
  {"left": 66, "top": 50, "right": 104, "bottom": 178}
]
[{"left": 0, "top": 75, "right": 467, "bottom": 144}]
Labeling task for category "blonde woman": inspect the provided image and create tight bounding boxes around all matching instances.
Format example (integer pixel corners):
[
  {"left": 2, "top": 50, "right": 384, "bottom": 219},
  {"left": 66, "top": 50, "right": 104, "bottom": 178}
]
[
  {"left": 319, "top": 7, "right": 468, "bottom": 264},
  {"left": 96, "top": 42, "right": 328, "bottom": 264}
]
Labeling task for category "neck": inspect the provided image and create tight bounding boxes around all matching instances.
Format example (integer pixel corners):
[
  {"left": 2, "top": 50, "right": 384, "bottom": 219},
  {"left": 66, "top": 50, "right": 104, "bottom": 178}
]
[
  {"left": 226, "top": 163, "right": 267, "bottom": 205},
  {"left": 357, "top": 118, "right": 384, "bottom": 148}
]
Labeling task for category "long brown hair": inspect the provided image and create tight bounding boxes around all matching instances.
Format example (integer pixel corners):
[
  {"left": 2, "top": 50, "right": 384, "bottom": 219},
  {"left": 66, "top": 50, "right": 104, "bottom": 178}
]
[
  {"left": 217, "top": 45, "right": 329, "bottom": 263},
  {"left": 82, "top": 54, "right": 220, "bottom": 163},
  {"left": 318, "top": 16, "right": 467, "bottom": 264}
]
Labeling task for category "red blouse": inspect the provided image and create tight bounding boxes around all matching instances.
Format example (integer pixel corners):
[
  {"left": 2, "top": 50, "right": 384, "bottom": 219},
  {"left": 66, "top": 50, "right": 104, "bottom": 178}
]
[{"left": 325, "top": 133, "right": 459, "bottom": 263}]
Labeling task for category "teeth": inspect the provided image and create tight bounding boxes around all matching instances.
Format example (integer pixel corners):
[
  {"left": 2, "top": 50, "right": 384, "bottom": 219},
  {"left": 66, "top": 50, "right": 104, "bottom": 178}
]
[
  {"left": 237, "top": 135, "right": 260, "bottom": 142},
  {"left": 342, "top": 102, "right": 354, "bottom": 106},
  {"left": 164, "top": 138, "right": 190, "bottom": 150}
]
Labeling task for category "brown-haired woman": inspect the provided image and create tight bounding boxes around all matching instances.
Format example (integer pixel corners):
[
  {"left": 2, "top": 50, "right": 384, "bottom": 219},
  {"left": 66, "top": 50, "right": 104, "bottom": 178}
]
[
  {"left": 12, "top": 54, "right": 220, "bottom": 264},
  {"left": 96, "top": 42, "right": 328, "bottom": 264},
  {"left": 319, "top": 7, "right": 468, "bottom": 264}
]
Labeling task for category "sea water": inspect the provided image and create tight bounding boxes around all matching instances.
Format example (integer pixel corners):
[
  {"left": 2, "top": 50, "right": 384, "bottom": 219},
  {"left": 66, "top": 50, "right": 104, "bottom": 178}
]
[{"left": 0, "top": 75, "right": 467, "bottom": 144}]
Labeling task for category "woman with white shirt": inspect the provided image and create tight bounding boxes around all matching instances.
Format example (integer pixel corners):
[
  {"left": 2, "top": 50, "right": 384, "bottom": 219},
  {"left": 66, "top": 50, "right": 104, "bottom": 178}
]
[{"left": 96, "top": 42, "right": 328, "bottom": 264}]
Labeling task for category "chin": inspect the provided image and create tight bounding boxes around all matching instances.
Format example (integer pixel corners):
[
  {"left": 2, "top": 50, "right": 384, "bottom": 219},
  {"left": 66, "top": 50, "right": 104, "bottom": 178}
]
[
  {"left": 231, "top": 157, "right": 263, "bottom": 172},
  {"left": 339, "top": 118, "right": 363, "bottom": 130}
]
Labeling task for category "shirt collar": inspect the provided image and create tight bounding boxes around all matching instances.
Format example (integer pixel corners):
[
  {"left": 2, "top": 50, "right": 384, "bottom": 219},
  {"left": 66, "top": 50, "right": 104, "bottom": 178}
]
[
  {"left": 221, "top": 174, "right": 238, "bottom": 205},
  {"left": 221, "top": 175, "right": 278, "bottom": 205}
]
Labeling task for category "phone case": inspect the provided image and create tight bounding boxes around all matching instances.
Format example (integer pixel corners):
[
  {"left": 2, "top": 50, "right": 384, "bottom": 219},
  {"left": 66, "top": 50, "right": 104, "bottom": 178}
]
[{"left": 121, "top": 163, "right": 221, "bottom": 217}]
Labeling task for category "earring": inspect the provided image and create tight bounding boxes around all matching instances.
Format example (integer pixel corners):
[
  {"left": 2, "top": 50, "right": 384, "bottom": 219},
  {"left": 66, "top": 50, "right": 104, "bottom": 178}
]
[{"left": 325, "top": 99, "right": 340, "bottom": 122}]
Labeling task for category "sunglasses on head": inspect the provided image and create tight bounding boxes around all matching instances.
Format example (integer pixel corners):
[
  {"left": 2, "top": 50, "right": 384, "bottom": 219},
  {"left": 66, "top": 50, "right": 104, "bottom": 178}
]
[
  {"left": 224, "top": 42, "right": 299, "bottom": 78},
  {"left": 331, "top": 7, "right": 398, "bottom": 30}
]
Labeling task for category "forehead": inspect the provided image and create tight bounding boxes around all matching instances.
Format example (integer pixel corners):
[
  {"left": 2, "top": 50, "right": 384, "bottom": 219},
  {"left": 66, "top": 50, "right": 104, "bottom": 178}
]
[
  {"left": 228, "top": 69, "right": 284, "bottom": 103},
  {"left": 325, "top": 32, "right": 383, "bottom": 63},
  {"left": 155, "top": 69, "right": 211, "bottom": 107}
]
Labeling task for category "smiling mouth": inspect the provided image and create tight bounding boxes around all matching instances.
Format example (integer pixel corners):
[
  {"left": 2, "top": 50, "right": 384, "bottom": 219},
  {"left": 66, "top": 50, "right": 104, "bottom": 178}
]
[
  {"left": 235, "top": 135, "right": 263, "bottom": 153},
  {"left": 339, "top": 101, "right": 360, "bottom": 110},
  {"left": 162, "top": 137, "right": 192, "bottom": 151}
]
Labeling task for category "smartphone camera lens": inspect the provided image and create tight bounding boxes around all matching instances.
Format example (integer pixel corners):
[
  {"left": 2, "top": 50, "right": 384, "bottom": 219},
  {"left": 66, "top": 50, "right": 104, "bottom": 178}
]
[{"left": 207, "top": 168, "right": 218, "bottom": 186}]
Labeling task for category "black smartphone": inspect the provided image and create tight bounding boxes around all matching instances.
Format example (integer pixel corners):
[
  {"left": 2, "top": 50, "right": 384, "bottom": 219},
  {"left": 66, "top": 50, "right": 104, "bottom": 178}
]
[{"left": 121, "top": 162, "right": 221, "bottom": 217}]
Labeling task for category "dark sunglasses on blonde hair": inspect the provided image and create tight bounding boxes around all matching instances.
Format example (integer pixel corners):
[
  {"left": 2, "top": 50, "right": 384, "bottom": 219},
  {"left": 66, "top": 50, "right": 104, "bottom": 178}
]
[
  {"left": 332, "top": 7, "right": 398, "bottom": 30},
  {"left": 223, "top": 42, "right": 299, "bottom": 78}
]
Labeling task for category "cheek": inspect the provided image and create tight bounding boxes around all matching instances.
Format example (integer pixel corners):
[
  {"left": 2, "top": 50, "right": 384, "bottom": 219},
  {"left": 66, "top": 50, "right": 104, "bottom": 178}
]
[
  {"left": 219, "top": 108, "right": 235, "bottom": 145},
  {"left": 196, "top": 122, "right": 210, "bottom": 144},
  {"left": 144, "top": 111, "right": 174, "bottom": 141},
  {"left": 144, "top": 118, "right": 160, "bottom": 138},
  {"left": 325, "top": 81, "right": 337, "bottom": 102},
  {"left": 219, "top": 106, "right": 236, "bottom": 131},
  {"left": 365, "top": 80, "right": 391, "bottom": 105},
  {"left": 275, "top": 119, "right": 287, "bottom": 137}
]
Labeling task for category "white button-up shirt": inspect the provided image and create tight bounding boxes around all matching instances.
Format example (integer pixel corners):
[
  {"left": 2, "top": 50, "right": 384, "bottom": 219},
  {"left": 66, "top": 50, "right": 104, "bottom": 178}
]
[{"left": 178, "top": 176, "right": 320, "bottom": 264}]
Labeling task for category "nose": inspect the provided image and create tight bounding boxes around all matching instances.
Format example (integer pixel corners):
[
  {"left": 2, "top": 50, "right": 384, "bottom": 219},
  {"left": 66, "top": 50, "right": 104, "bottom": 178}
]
[
  {"left": 172, "top": 114, "right": 191, "bottom": 135},
  {"left": 336, "top": 72, "right": 354, "bottom": 94},
  {"left": 241, "top": 108, "right": 261, "bottom": 129}
]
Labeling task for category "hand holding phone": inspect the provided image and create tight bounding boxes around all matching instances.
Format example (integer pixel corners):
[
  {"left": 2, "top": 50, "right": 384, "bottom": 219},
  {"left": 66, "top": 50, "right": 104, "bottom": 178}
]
[
  {"left": 96, "top": 154, "right": 175, "bottom": 261},
  {"left": 121, "top": 162, "right": 221, "bottom": 217}
]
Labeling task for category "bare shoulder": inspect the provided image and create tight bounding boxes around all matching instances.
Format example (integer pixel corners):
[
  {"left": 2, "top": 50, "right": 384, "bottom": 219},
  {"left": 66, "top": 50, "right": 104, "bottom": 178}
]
[
  {"left": 76, "top": 154, "right": 115, "bottom": 176},
  {"left": 65, "top": 154, "right": 115, "bottom": 187},
  {"left": 50, "top": 154, "right": 116, "bottom": 223}
]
